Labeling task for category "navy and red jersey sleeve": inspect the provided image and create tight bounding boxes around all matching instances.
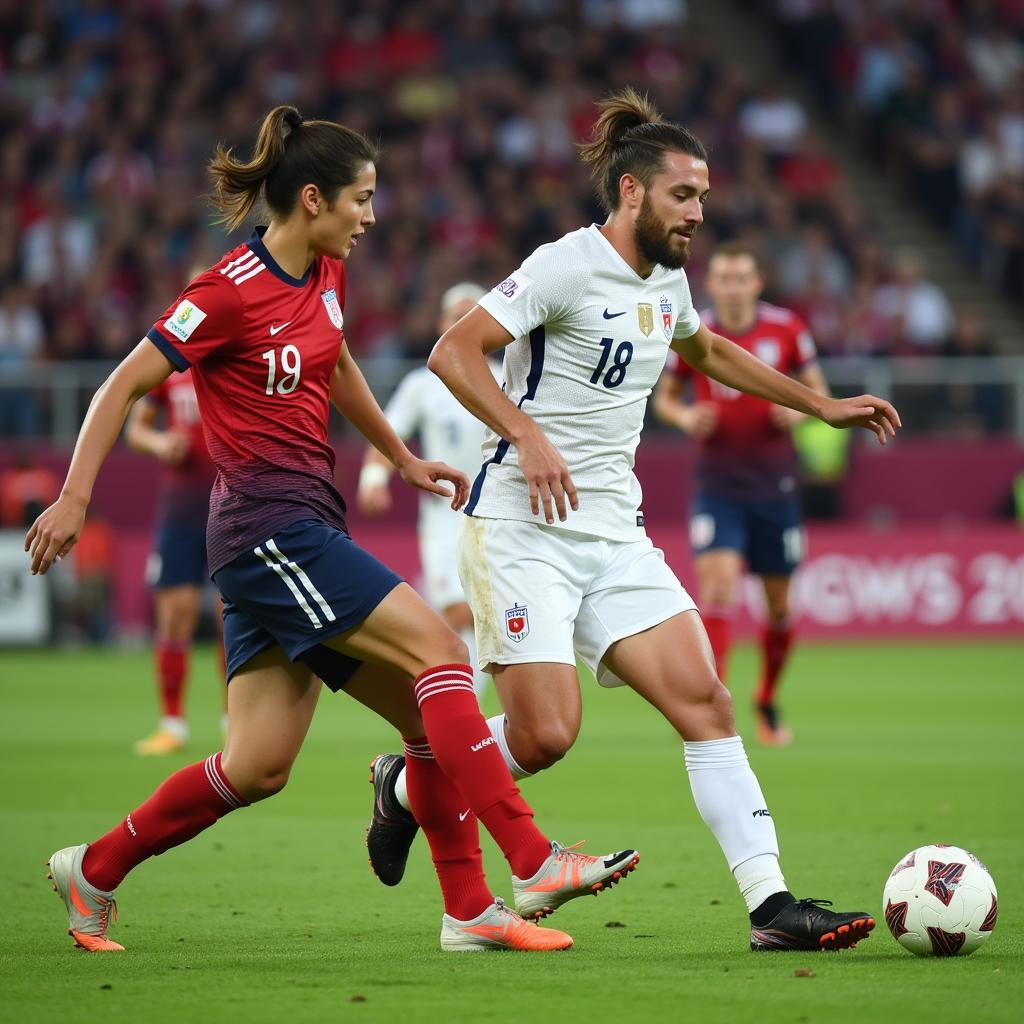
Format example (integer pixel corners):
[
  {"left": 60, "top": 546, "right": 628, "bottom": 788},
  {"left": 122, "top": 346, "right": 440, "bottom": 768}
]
[{"left": 146, "top": 271, "right": 242, "bottom": 372}]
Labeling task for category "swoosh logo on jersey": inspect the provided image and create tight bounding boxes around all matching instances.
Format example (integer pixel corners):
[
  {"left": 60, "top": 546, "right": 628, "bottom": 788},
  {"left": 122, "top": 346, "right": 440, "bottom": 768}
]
[
  {"left": 458, "top": 809, "right": 472, "bottom": 822},
  {"left": 602, "top": 309, "right": 626, "bottom": 319},
  {"left": 269, "top": 321, "right": 293, "bottom": 336}
]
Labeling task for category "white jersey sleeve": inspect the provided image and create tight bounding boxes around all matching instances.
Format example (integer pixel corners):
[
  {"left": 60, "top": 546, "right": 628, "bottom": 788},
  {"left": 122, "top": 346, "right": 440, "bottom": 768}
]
[
  {"left": 671, "top": 271, "right": 702, "bottom": 341},
  {"left": 478, "top": 243, "right": 592, "bottom": 341},
  {"left": 383, "top": 367, "right": 430, "bottom": 441}
]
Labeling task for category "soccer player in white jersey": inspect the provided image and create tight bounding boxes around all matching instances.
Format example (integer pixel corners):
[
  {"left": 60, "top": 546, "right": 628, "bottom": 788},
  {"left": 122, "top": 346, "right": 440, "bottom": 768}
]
[
  {"left": 366, "top": 88, "right": 900, "bottom": 951},
  {"left": 357, "top": 283, "right": 499, "bottom": 699}
]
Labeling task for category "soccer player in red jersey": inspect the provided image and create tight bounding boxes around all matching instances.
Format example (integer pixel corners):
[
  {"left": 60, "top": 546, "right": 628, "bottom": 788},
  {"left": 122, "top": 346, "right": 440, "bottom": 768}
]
[
  {"left": 125, "top": 368, "right": 225, "bottom": 755},
  {"left": 654, "top": 241, "right": 829, "bottom": 745},
  {"left": 26, "top": 106, "right": 639, "bottom": 954}
]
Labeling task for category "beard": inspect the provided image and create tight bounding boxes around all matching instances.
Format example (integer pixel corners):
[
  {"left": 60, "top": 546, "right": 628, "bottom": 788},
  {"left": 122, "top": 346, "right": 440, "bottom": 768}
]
[{"left": 634, "top": 195, "right": 691, "bottom": 269}]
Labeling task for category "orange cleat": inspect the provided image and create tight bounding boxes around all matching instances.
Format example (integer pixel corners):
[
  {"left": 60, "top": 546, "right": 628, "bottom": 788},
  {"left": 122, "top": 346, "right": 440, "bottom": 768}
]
[
  {"left": 440, "top": 897, "right": 572, "bottom": 951},
  {"left": 47, "top": 844, "right": 124, "bottom": 952},
  {"left": 134, "top": 724, "right": 187, "bottom": 757}
]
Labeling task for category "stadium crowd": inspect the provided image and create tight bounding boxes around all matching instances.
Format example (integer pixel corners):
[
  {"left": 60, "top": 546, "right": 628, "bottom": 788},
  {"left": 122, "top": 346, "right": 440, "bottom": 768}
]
[
  {"left": 766, "top": 0, "right": 1024, "bottom": 307},
  {"left": 0, "top": 0, "right": 1003, "bottom": 438}
]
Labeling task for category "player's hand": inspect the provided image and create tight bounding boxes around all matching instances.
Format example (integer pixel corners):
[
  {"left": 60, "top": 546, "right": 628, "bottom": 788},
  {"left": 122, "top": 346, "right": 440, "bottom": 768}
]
[
  {"left": 684, "top": 402, "right": 719, "bottom": 440},
  {"left": 25, "top": 493, "right": 87, "bottom": 576},
  {"left": 398, "top": 458, "right": 471, "bottom": 511},
  {"left": 357, "top": 483, "right": 392, "bottom": 517},
  {"left": 819, "top": 394, "right": 901, "bottom": 445},
  {"left": 770, "top": 404, "right": 804, "bottom": 430},
  {"left": 158, "top": 430, "right": 190, "bottom": 465},
  {"left": 517, "top": 423, "right": 579, "bottom": 524}
]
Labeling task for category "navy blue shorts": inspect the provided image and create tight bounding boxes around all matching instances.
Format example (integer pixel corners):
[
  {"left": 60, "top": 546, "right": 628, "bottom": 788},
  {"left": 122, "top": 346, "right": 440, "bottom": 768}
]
[
  {"left": 214, "top": 519, "right": 403, "bottom": 691},
  {"left": 148, "top": 522, "right": 208, "bottom": 589},
  {"left": 690, "top": 492, "right": 805, "bottom": 577}
]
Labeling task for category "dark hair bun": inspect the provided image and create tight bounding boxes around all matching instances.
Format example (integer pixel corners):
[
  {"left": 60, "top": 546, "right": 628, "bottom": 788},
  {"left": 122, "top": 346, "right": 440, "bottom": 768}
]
[{"left": 282, "top": 108, "right": 303, "bottom": 132}]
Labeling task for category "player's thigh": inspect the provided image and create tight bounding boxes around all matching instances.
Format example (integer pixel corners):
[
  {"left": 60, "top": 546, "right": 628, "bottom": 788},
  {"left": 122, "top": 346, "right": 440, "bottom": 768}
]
[
  {"left": 325, "top": 582, "right": 467, "bottom": 679},
  {"left": 574, "top": 536, "right": 696, "bottom": 690},
  {"left": 153, "top": 584, "right": 203, "bottom": 640},
  {"left": 690, "top": 493, "right": 747, "bottom": 605},
  {"left": 221, "top": 645, "right": 321, "bottom": 798},
  {"left": 492, "top": 661, "right": 583, "bottom": 752},
  {"left": 601, "top": 609, "right": 735, "bottom": 742},
  {"left": 747, "top": 497, "right": 804, "bottom": 582},
  {"left": 456, "top": 515, "right": 590, "bottom": 674}
]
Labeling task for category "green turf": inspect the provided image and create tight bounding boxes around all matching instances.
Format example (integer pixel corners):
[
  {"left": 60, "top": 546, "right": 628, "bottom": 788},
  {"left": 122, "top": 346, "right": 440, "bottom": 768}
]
[{"left": 0, "top": 642, "right": 1021, "bottom": 1024}]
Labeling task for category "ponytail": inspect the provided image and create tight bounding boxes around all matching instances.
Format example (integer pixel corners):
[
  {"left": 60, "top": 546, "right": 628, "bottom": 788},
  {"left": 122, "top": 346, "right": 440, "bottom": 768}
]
[
  {"left": 579, "top": 87, "right": 707, "bottom": 214},
  {"left": 208, "top": 105, "right": 379, "bottom": 231}
]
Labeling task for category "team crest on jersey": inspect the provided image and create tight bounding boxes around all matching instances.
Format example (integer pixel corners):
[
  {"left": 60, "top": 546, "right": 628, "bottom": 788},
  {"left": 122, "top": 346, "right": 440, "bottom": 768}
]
[
  {"left": 505, "top": 604, "right": 529, "bottom": 643},
  {"left": 321, "top": 288, "right": 344, "bottom": 330},
  {"left": 659, "top": 295, "right": 673, "bottom": 339},
  {"left": 637, "top": 302, "right": 654, "bottom": 337},
  {"left": 163, "top": 300, "right": 207, "bottom": 342},
  {"left": 754, "top": 338, "right": 781, "bottom": 367}
]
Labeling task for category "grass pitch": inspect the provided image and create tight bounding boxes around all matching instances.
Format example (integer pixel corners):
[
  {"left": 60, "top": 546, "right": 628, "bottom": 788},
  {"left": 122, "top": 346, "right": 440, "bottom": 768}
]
[{"left": 0, "top": 641, "right": 1021, "bottom": 1024}]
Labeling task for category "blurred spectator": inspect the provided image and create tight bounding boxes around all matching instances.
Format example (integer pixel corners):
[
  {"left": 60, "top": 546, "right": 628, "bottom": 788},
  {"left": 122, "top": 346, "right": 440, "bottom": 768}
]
[
  {"left": 872, "top": 250, "right": 954, "bottom": 351},
  {"left": 0, "top": 284, "right": 45, "bottom": 436},
  {"left": 0, "top": 450, "right": 57, "bottom": 528},
  {"left": 70, "top": 513, "right": 115, "bottom": 645},
  {"left": 940, "top": 308, "right": 1007, "bottom": 435}
]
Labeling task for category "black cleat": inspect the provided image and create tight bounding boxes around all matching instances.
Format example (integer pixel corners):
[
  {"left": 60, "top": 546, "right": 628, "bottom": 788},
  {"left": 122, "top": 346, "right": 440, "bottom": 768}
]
[
  {"left": 366, "top": 753, "right": 420, "bottom": 886},
  {"left": 755, "top": 703, "right": 793, "bottom": 746},
  {"left": 750, "top": 898, "right": 875, "bottom": 952}
]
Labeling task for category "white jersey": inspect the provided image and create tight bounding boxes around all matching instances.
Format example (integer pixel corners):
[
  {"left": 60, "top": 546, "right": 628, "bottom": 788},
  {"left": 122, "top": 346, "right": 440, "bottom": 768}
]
[
  {"left": 384, "top": 362, "right": 501, "bottom": 532},
  {"left": 468, "top": 224, "right": 702, "bottom": 541}
]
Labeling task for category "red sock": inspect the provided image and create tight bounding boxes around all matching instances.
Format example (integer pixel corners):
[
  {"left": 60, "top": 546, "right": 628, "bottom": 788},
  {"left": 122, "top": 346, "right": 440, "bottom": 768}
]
[
  {"left": 756, "top": 622, "right": 794, "bottom": 707},
  {"left": 403, "top": 736, "right": 492, "bottom": 920},
  {"left": 702, "top": 607, "right": 733, "bottom": 683},
  {"left": 81, "top": 752, "right": 247, "bottom": 891},
  {"left": 414, "top": 664, "right": 550, "bottom": 880},
  {"left": 156, "top": 640, "right": 188, "bottom": 719}
]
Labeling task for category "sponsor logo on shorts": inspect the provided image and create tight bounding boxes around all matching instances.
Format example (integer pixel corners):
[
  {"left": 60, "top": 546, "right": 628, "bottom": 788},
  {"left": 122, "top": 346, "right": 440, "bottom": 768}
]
[{"left": 505, "top": 603, "right": 529, "bottom": 642}]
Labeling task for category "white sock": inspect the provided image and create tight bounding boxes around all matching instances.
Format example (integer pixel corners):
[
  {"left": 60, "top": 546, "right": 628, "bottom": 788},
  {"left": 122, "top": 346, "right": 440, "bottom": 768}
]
[
  {"left": 394, "top": 762, "right": 410, "bottom": 812},
  {"left": 487, "top": 714, "right": 532, "bottom": 780},
  {"left": 159, "top": 715, "right": 188, "bottom": 740},
  {"left": 683, "top": 736, "right": 788, "bottom": 913},
  {"left": 460, "top": 627, "right": 488, "bottom": 698}
]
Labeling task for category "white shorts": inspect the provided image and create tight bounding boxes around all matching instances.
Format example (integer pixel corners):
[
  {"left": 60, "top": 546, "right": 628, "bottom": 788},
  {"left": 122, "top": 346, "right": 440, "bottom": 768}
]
[
  {"left": 457, "top": 516, "right": 696, "bottom": 687},
  {"left": 419, "top": 512, "right": 467, "bottom": 612}
]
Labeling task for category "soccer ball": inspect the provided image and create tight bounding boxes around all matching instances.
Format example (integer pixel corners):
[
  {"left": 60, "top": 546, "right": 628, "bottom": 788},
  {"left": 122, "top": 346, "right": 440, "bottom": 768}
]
[{"left": 882, "top": 844, "right": 998, "bottom": 957}]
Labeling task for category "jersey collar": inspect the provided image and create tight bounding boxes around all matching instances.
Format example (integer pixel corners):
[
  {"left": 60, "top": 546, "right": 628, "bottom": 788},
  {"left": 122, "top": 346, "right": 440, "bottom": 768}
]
[{"left": 248, "top": 226, "right": 313, "bottom": 288}]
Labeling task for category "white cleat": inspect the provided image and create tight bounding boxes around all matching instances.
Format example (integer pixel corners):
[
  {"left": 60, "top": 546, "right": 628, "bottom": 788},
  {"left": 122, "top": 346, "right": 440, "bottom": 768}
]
[
  {"left": 47, "top": 844, "right": 123, "bottom": 952},
  {"left": 512, "top": 840, "right": 640, "bottom": 920}
]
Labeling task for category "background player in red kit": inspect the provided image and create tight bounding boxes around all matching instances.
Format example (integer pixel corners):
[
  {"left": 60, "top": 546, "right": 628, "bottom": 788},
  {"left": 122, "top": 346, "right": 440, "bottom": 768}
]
[
  {"left": 654, "top": 242, "right": 828, "bottom": 745},
  {"left": 125, "top": 367, "right": 224, "bottom": 755},
  {"left": 25, "top": 105, "right": 637, "bottom": 954}
]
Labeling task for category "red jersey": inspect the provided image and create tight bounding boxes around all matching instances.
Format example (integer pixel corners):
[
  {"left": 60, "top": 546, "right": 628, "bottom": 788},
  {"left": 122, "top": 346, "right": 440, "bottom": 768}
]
[
  {"left": 147, "top": 370, "right": 216, "bottom": 526},
  {"left": 668, "top": 302, "right": 817, "bottom": 499},
  {"left": 146, "top": 228, "right": 349, "bottom": 575}
]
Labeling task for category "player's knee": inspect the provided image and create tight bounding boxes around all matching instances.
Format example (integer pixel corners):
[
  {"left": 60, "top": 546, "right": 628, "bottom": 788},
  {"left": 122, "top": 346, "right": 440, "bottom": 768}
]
[
  {"left": 518, "top": 720, "right": 577, "bottom": 771},
  {"left": 417, "top": 630, "right": 470, "bottom": 674},
  {"left": 238, "top": 764, "right": 292, "bottom": 802}
]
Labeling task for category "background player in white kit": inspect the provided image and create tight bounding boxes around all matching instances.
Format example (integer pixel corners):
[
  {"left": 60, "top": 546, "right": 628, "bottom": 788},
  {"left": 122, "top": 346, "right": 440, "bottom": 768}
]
[
  {"left": 366, "top": 88, "right": 900, "bottom": 951},
  {"left": 357, "top": 283, "right": 498, "bottom": 698}
]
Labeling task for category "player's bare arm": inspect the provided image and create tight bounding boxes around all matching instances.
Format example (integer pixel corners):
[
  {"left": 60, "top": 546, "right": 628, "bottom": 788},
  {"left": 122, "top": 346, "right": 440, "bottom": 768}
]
[
  {"left": 331, "top": 341, "right": 469, "bottom": 510},
  {"left": 653, "top": 372, "right": 718, "bottom": 439},
  {"left": 26, "top": 339, "right": 177, "bottom": 575},
  {"left": 673, "top": 322, "right": 901, "bottom": 445},
  {"left": 769, "top": 363, "right": 830, "bottom": 430},
  {"left": 124, "top": 395, "right": 190, "bottom": 465},
  {"left": 429, "top": 305, "right": 579, "bottom": 525}
]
